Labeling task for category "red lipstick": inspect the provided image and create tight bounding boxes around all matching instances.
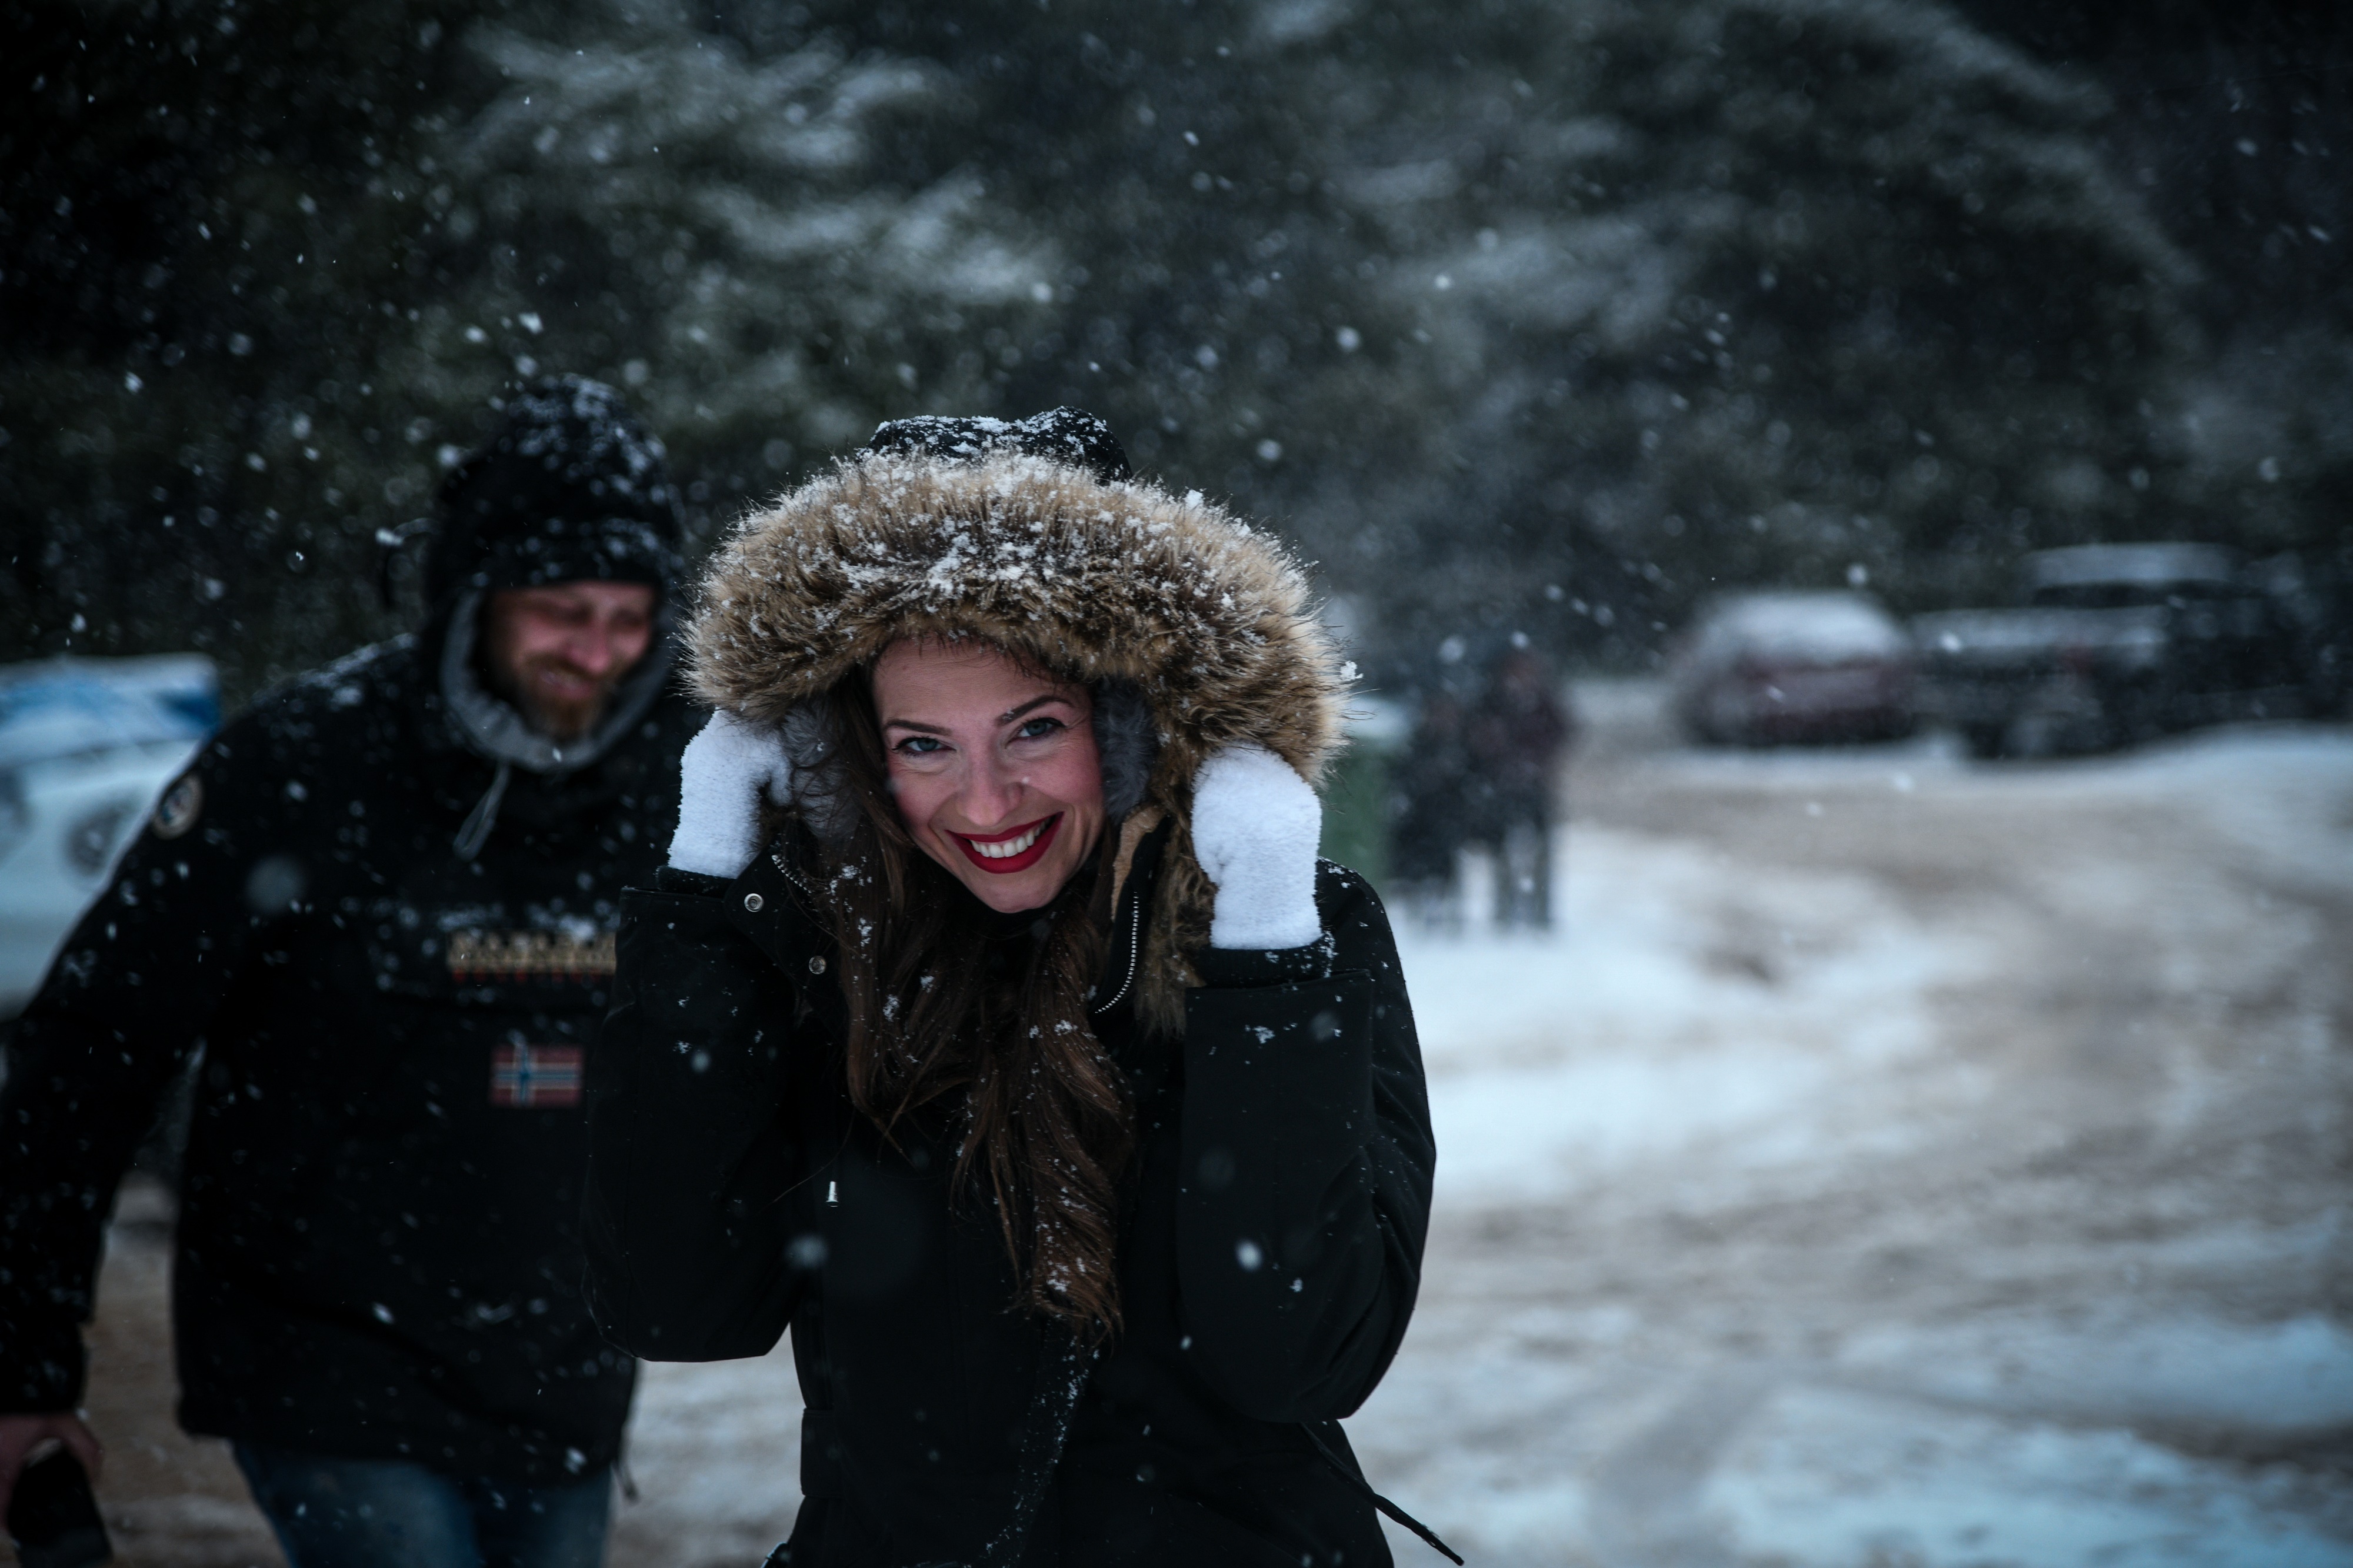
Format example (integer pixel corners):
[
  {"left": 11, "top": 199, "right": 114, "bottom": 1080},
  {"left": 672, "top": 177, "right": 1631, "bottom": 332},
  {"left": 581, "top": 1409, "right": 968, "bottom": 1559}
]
[{"left": 949, "top": 815, "right": 1061, "bottom": 875}]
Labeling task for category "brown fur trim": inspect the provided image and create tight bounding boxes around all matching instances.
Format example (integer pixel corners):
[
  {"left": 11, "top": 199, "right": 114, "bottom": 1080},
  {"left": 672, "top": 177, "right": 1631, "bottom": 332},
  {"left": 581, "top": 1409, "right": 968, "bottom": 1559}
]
[
  {"left": 1106, "top": 805, "right": 1166, "bottom": 916},
  {"left": 689, "top": 451, "right": 1348, "bottom": 999}
]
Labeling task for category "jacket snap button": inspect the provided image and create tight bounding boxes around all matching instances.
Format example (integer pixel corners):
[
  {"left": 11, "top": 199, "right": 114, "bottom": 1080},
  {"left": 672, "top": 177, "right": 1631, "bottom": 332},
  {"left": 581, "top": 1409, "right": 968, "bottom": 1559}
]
[
  {"left": 743, "top": 892, "right": 764, "bottom": 913},
  {"left": 808, "top": 955, "right": 827, "bottom": 975}
]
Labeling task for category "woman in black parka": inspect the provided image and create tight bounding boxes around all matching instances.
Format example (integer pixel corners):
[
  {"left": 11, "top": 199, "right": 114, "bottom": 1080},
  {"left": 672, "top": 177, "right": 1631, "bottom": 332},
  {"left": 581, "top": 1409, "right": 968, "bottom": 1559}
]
[{"left": 582, "top": 411, "right": 1440, "bottom": 1567}]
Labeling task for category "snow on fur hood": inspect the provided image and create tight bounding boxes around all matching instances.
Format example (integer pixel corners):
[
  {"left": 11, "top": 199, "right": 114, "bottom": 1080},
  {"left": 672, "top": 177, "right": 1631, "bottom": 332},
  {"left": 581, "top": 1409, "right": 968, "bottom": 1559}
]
[{"left": 685, "top": 447, "right": 1348, "bottom": 1022}]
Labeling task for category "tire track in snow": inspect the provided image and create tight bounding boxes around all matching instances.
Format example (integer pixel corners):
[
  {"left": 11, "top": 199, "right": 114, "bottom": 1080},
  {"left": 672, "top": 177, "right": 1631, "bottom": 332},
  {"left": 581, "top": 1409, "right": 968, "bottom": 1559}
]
[{"left": 1586, "top": 1371, "right": 1775, "bottom": 1568}]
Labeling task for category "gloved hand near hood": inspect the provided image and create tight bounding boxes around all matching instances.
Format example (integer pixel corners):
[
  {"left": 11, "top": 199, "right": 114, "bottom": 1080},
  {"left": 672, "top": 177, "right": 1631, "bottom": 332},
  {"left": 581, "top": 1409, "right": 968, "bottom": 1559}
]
[
  {"left": 668, "top": 710, "right": 795, "bottom": 879},
  {"left": 1192, "top": 744, "right": 1324, "bottom": 950}
]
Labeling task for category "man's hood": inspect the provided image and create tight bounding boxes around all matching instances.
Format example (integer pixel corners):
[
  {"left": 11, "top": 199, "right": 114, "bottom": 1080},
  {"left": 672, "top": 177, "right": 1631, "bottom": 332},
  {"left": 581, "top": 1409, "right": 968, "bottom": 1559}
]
[
  {"left": 428, "top": 376, "right": 685, "bottom": 606},
  {"left": 418, "top": 376, "right": 685, "bottom": 856}
]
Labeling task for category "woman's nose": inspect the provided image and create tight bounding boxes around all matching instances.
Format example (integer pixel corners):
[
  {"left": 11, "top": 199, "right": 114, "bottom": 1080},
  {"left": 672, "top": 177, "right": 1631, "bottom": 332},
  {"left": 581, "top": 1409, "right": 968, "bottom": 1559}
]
[{"left": 959, "top": 755, "right": 1026, "bottom": 826}]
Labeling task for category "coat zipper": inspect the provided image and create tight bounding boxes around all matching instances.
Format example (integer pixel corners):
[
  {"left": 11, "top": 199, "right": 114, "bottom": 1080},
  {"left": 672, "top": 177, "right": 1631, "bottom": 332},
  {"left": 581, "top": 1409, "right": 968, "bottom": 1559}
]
[
  {"left": 1091, "top": 883, "right": 1142, "bottom": 1016},
  {"left": 769, "top": 846, "right": 814, "bottom": 900}
]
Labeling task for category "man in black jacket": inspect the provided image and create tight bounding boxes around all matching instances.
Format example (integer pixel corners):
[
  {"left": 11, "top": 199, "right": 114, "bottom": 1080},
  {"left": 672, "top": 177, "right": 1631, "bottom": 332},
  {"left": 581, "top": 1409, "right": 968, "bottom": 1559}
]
[{"left": 0, "top": 377, "right": 698, "bottom": 1566}]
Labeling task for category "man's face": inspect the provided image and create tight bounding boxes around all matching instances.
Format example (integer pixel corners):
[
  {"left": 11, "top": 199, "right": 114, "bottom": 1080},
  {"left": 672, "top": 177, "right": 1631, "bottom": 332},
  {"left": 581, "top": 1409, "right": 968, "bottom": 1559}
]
[{"left": 479, "top": 581, "right": 658, "bottom": 741}]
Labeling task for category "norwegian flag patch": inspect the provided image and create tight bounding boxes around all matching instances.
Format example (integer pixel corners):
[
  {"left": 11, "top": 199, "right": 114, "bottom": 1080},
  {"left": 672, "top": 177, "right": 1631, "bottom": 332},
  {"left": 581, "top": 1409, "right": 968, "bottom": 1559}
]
[{"left": 490, "top": 1043, "right": 584, "bottom": 1108}]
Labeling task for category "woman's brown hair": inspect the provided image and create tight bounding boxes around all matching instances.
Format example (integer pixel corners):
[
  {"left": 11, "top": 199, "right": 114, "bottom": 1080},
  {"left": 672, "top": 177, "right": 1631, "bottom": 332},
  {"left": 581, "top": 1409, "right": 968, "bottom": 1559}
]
[{"left": 801, "top": 657, "right": 1135, "bottom": 1343}]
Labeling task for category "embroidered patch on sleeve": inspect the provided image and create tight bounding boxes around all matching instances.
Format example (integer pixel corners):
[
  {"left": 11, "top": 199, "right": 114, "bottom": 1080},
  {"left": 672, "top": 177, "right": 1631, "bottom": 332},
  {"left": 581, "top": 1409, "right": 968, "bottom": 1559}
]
[{"left": 490, "top": 1043, "right": 585, "bottom": 1107}]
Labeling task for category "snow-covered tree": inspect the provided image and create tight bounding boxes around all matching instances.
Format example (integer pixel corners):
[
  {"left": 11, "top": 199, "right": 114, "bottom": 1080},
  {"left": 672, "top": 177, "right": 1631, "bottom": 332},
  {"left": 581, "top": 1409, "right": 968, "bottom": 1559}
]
[
  {"left": 405, "top": 0, "right": 1063, "bottom": 481},
  {"left": 8, "top": 0, "right": 2327, "bottom": 688},
  {"left": 1241, "top": 0, "right": 2199, "bottom": 650}
]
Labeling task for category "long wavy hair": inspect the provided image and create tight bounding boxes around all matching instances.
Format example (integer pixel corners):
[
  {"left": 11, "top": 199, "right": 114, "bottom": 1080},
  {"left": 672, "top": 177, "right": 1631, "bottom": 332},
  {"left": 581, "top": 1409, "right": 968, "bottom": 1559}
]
[{"left": 804, "top": 660, "right": 1136, "bottom": 1343}]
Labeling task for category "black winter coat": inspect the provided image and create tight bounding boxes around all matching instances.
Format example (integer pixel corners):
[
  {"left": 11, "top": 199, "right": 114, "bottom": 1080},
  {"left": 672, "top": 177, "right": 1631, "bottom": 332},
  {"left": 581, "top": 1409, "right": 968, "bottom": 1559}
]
[
  {"left": 582, "top": 830, "right": 1437, "bottom": 1566},
  {"left": 0, "top": 632, "right": 696, "bottom": 1483}
]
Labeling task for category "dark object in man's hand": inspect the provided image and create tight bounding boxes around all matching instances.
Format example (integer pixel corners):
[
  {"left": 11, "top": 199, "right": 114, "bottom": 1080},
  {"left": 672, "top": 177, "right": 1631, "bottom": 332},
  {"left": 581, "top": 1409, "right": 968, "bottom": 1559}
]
[{"left": 5, "top": 1448, "right": 112, "bottom": 1568}]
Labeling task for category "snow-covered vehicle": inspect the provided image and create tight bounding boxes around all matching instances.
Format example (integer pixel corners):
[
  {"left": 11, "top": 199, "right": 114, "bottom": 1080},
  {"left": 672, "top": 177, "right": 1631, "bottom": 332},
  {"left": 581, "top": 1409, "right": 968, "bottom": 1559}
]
[
  {"left": 1913, "top": 543, "right": 2315, "bottom": 759},
  {"left": 0, "top": 656, "right": 218, "bottom": 1015},
  {"left": 1669, "top": 591, "right": 1917, "bottom": 746}
]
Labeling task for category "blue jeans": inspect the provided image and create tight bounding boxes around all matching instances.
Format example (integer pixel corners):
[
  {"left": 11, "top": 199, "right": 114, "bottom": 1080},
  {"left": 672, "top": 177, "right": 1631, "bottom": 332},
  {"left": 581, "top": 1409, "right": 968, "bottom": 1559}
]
[{"left": 232, "top": 1442, "right": 612, "bottom": 1568}]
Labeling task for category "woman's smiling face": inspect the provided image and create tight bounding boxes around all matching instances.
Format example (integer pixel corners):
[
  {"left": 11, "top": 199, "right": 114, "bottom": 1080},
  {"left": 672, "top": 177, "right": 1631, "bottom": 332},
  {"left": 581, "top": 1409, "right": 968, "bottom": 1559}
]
[{"left": 871, "top": 638, "right": 1106, "bottom": 914}]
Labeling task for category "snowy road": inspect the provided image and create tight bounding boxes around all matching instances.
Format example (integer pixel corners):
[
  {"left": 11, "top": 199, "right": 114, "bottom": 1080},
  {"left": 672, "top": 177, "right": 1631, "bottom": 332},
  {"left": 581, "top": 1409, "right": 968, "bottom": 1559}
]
[
  {"left": 1351, "top": 690, "right": 2353, "bottom": 1567},
  {"left": 61, "top": 689, "right": 2353, "bottom": 1567}
]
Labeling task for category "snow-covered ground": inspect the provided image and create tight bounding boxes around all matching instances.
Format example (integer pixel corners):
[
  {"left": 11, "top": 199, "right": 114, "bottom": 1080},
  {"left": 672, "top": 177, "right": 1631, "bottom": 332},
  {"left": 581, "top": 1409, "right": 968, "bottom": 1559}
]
[
  {"left": 1342, "top": 699, "right": 2353, "bottom": 1567},
  {"left": 70, "top": 693, "right": 2353, "bottom": 1567}
]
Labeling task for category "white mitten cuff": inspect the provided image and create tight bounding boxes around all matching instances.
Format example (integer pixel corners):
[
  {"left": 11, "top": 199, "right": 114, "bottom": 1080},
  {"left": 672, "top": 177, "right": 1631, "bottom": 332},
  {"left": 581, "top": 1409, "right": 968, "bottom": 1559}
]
[
  {"left": 669, "top": 709, "right": 795, "bottom": 879},
  {"left": 1191, "top": 743, "right": 1324, "bottom": 950}
]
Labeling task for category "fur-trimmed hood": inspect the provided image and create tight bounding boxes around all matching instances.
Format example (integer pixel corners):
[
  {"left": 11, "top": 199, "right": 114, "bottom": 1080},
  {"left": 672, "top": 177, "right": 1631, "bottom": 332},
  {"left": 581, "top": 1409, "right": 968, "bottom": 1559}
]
[{"left": 686, "top": 446, "right": 1347, "bottom": 1025}]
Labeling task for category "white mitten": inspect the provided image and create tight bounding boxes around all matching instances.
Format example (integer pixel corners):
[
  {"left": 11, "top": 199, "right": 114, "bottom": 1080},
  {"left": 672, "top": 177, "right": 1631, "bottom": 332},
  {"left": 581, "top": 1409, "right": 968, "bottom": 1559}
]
[
  {"left": 669, "top": 710, "right": 795, "bottom": 878},
  {"left": 1191, "top": 744, "right": 1323, "bottom": 950}
]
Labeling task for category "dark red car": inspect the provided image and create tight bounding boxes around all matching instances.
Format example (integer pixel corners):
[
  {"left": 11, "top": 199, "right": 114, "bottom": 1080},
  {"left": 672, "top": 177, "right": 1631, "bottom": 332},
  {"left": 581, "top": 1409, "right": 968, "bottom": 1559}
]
[{"left": 1670, "top": 591, "right": 1918, "bottom": 746}]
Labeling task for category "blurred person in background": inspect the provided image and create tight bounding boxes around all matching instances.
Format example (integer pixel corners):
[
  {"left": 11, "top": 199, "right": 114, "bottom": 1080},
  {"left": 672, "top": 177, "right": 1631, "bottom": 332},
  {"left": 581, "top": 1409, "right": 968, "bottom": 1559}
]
[
  {"left": 1462, "top": 646, "right": 1575, "bottom": 930},
  {"left": 0, "top": 377, "right": 697, "bottom": 1567},
  {"left": 1388, "top": 687, "right": 1474, "bottom": 929}
]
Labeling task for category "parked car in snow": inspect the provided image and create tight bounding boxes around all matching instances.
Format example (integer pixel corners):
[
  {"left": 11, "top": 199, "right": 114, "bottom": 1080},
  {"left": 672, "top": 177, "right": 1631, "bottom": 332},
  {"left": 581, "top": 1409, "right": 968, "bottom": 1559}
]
[
  {"left": 1669, "top": 591, "right": 1917, "bottom": 746},
  {"left": 1912, "top": 543, "right": 2315, "bottom": 759},
  {"left": 0, "top": 656, "right": 218, "bottom": 1015}
]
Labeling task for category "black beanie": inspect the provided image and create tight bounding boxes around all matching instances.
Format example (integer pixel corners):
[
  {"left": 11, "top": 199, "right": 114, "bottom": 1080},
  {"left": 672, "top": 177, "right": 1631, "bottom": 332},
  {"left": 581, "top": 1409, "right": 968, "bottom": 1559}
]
[
  {"left": 861, "top": 406, "right": 1131, "bottom": 485},
  {"left": 428, "top": 376, "right": 685, "bottom": 605}
]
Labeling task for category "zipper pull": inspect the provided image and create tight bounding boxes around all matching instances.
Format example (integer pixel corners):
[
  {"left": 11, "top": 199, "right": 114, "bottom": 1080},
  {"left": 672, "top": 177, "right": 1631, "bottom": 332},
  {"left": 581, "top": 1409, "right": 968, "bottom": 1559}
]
[{"left": 825, "top": 1179, "right": 839, "bottom": 1208}]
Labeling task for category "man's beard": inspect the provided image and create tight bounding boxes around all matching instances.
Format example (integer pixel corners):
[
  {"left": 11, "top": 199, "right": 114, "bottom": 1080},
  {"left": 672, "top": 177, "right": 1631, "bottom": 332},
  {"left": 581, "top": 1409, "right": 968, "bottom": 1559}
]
[{"left": 495, "top": 653, "right": 620, "bottom": 742}]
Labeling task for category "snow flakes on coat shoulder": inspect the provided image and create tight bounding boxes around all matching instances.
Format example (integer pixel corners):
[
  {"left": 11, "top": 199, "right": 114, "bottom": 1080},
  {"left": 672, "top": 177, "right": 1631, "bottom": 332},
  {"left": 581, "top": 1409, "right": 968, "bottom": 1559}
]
[{"left": 687, "top": 449, "right": 1347, "bottom": 792}]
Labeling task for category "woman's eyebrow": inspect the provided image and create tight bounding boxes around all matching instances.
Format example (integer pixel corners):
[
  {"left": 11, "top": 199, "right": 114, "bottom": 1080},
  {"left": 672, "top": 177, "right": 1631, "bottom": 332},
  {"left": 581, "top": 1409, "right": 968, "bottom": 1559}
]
[
  {"left": 996, "top": 694, "right": 1071, "bottom": 725},
  {"left": 881, "top": 717, "right": 950, "bottom": 736}
]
